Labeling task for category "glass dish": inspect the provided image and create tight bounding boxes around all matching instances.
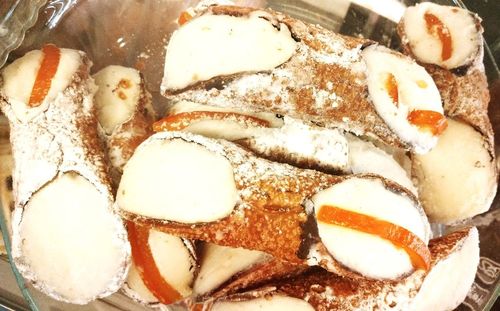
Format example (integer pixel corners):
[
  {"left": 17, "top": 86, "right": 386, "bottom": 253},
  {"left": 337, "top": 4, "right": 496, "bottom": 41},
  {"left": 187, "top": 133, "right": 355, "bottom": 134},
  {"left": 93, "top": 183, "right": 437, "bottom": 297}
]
[{"left": 0, "top": 0, "right": 498, "bottom": 310}]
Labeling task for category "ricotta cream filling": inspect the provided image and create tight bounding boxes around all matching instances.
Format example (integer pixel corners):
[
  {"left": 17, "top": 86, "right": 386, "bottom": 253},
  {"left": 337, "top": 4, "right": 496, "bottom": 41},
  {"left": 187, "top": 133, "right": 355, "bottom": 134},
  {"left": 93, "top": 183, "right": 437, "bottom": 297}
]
[
  {"left": 312, "top": 177, "right": 429, "bottom": 279},
  {"left": 19, "top": 172, "right": 127, "bottom": 302},
  {"left": 162, "top": 10, "right": 297, "bottom": 91},
  {"left": 362, "top": 45, "right": 442, "bottom": 154},
  {"left": 117, "top": 138, "right": 238, "bottom": 223},
  {"left": 403, "top": 2, "right": 481, "bottom": 69},
  {"left": 93, "top": 65, "right": 142, "bottom": 135}
]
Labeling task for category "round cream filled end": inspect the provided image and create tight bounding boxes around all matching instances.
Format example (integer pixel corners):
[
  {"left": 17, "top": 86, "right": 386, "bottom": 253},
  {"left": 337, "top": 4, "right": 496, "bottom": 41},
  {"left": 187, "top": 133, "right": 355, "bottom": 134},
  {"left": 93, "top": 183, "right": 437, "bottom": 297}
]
[
  {"left": 18, "top": 172, "right": 128, "bottom": 303},
  {"left": 162, "top": 10, "right": 297, "bottom": 91},
  {"left": 117, "top": 138, "right": 238, "bottom": 223},
  {"left": 312, "top": 177, "right": 429, "bottom": 279},
  {"left": 403, "top": 3, "right": 481, "bottom": 69},
  {"left": 2, "top": 49, "right": 82, "bottom": 122},
  {"left": 413, "top": 119, "right": 497, "bottom": 224},
  {"left": 93, "top": 65, "right": 142, "bottom": 135},
  {"left": 362, "top": 45, "right": 443, "bottom": 154}
]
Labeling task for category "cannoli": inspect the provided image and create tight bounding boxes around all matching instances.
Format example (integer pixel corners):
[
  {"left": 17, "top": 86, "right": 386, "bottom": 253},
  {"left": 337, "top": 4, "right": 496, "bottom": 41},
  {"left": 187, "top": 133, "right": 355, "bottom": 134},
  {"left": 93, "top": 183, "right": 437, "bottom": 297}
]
[
  {"left": 398, "top": 3, "right": 497, "bottom": 223},
  {"left": 157, "top": 101, "right": 416, "bottom": 187},
  {"left": 161, "top": 5, "right": 447, "bottom": 153},
  {"left": 0, "top": 45, "right": 130, "bottom": 303},
  {"left": 154, "top": 101, "right": 349, "bottom": 173},
  {"left": 193, "top": 243, "right": 305, "bottom": 301},
  {"left": 199, "top": 227, "right": 479, "bottom": 311},
  {"left": 122, "top": 222, "right": 198, "bottom": 308},
  {"left": 93, "top": 65, "right": 155, "bottom": 187},
  {"left": 117, "top": 131, "right": 431, "bottom": 280}
]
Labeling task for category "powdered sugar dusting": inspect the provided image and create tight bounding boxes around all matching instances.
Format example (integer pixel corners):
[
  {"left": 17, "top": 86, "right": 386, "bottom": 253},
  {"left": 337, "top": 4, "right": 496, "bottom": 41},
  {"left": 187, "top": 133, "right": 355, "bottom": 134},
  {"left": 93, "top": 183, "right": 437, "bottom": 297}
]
[
  {"left": 163, "top": 6, "right": 405, "bottom": 149},
  {"left": 0, "top": 53, "right": 130, "bottom": 304}
]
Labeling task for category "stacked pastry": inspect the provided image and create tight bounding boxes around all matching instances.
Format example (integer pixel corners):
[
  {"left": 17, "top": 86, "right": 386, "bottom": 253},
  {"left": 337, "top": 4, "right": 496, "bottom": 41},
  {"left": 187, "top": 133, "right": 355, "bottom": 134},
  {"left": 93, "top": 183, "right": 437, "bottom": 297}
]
[
  {"left": 0, "top": 2, "right": 495, "bottom": 310},
  {"left": 116, "top": 3, "right": 494, "bottom": 310}
]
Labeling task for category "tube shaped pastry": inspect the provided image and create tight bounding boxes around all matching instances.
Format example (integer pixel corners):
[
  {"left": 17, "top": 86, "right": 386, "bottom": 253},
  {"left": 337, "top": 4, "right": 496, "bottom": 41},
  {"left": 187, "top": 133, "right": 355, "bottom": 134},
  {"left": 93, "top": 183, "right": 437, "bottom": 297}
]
[
  {"left": 93, "top": 65, "right": 155, "bottom": 187},
  {"left": 154, "top": 101, "right": 349, "bottom": 173},
  {"left": 157, "top": 101, "right": 415, "bottom": 189},
  {"left": 117, "top": 131, "right": 430, "bottom": 280},
  {"left": 398, "top": 3, "right": 498, "bottom": 223},
  {"left": 0, "top": 46, "right": 130, "bottom": 304},
  {"left": 161, "top": 5, "right": 446, "bottom": 153},
  {"left": 199, "top": 227, "right": 479, "bottom": 311},
  {"left": 122, "top": 222, "right": 198, "bottom": 308}
]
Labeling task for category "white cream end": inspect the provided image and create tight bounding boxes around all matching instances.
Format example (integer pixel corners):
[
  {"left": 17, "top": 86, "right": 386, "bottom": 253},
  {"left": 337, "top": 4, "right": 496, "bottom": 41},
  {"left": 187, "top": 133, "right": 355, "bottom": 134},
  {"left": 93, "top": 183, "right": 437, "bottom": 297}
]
[
  {"left": 117, "top": 138, "right": 238, "bottom": 223},
  {"left": 362, "top": 45, "right": 443, "bottom": 153},
  {"left": 311, "top": 177, "right": 429, "bottom": 279},
  {"left": 123, "top": 264, "right": 159, "bottom": 304},
  {"left": 412, "top": 228, "right": 479, "bottom": 311},
  {"left": 212, "top": 296, "right": 315, "bottom": 311},
  {"left": 347, "top": 134, "right": 417, "bottom": 194},
  {"left": 17, "top": 172, "right": 128, "bottom": 303},
  {"left": 148, "top": 231, "right": 196, "bottom": 297},
  {"left": 162, "top": 10, "right": 297, "bottom": 91},
  {"left": 93, "top": 65, "right": 142, "bottom": 134},
  {"left": 2, "top": 49, "right": 82, "bottom": 122},
  {"left": 403, "top": 3, "right": 481, "bottom": 69},
  {"left": 124, "top": 230, "right": 195, "bottom": 303},
  {"left": 194, "top": 243, "right": 269, "bottom": 295},
  {"left": 412, "top": 119, "right": 497, "bottom": 224}
]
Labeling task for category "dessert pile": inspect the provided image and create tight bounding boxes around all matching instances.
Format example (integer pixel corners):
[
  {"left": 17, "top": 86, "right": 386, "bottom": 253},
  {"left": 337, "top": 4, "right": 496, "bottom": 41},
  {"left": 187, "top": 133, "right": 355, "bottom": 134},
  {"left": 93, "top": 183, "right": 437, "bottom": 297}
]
[{"left": 0, "top": 2, "right": 496, "bottom": 310}]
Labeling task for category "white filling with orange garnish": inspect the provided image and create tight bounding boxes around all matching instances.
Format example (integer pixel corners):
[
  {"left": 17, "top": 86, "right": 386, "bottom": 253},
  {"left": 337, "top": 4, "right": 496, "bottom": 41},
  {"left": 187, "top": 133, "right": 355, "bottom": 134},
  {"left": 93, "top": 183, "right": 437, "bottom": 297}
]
[
  {"left": 16, "top": 172, "right": 128, "bottom": 303},
  {"left": 311, "top": 177, "right": 430, "bottom": 279},
  {"left": 123, "top": 229, "right": 195, "bottom": 304},
  {"left": 362, "top": 45, "right": 444, "bottom": 154},
  {"left": 2, "top": 48, "right": 81, "bottom": 122},
  {"left": 117, "top": 136, "right": 238, "bottom": 223},
  {"left": 163, "top": 101, "right": 283, "bottom": 140},
  {"left": 169, "top": 101, "right": 284, "bottom": 128},
  {"left": 162, "top": 10, "right": 297, "bottom": 91},
  {"left": 212, "top": 296, "right": 315, "bottom": 311},
  {"left": 403, "top": 2, "right": 481, "bottom": 69},
  {"left": 93, "top": 65, "right": 142, "bottom": 135}
]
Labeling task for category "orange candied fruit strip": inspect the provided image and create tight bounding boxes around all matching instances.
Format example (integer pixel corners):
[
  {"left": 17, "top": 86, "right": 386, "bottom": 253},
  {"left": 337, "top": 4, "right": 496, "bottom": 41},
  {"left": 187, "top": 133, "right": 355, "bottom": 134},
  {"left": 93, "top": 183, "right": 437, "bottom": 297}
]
[
  {"left": 127, "top": 221, "right": 182, "bottom": 304},
  {"left": 317, "top": 205, "right": 431, "bottom": 271},
  {"left": 407, "top": 109, "right": 448, "bottom": 136},
  {"left": 178, "top": 11, "right": 193, "bottom": 25},
  {"left": 385, "top": 73, "right": 399, "bottom": 106},
  {"left": 424, "top": 12, "right": 453, "bottom": 62},
  {"left": 153, "top": 111, "right": 271, "bottom": 132},
  {"left": 28, "top": 44, "right": 61, "bottom": 107}
]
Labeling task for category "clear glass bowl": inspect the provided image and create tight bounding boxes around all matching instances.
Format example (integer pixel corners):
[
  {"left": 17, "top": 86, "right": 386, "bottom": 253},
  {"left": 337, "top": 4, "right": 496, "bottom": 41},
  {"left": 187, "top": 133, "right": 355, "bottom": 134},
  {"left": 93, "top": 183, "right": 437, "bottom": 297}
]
[{"left": 0, "top": 0, "right": 498, "bottom": 310}]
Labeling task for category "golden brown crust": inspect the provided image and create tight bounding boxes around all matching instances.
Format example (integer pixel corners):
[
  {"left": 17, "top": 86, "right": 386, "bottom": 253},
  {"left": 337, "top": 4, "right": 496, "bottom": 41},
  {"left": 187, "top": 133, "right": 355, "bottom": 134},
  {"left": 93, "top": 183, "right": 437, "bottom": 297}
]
[
  {"left": 199, "top": 258, "right": 306, "bottom": 302},
  {"left": 397, "top": 18, "right": 494, "bottom": 158},
  {"left": 424, "top": 64, "right": 495, "bottom": 157},
  {"left": 122, "top": 132, "right": 422, "bottom": 278},
  {"left": 200, "top": 227, "right": 476, "bottom": 311}
]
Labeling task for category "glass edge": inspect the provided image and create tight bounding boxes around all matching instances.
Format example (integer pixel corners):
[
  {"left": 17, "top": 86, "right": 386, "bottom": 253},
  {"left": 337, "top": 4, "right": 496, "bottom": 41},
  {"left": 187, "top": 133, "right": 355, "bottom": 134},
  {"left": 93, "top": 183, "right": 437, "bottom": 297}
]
[
  {"left": 0, "top": 0, "right": 47, "bottom": 68},
  {"left": 0, "top": 204, "right": 39, "bottom": 310}
]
